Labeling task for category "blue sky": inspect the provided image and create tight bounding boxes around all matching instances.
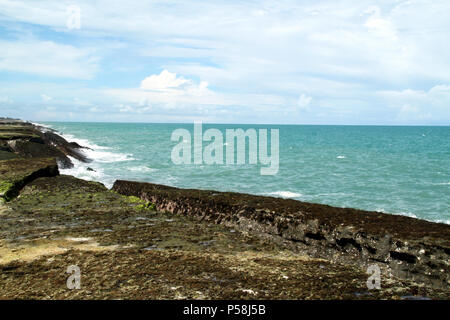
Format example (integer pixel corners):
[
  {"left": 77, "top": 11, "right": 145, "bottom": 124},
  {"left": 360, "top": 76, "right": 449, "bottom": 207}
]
[{"left": 0, "top": 0, "right": 449, "bottom": 124}]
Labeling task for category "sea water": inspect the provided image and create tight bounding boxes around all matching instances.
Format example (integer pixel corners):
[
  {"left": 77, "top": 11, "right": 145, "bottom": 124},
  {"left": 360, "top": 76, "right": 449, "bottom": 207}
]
[{"left": 39, "top": 122, "right": 449, "bottom": 224}]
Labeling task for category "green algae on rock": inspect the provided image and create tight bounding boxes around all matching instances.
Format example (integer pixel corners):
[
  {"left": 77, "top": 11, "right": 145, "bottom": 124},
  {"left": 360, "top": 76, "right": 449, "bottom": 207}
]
[
  {"left": 112, "top": 180, "right": 450, "bottom": 289},
  {"left": 0, "top": 158, "right": 59, "bottom": 201},
  {"left": 2, "top": 176, "right": 449, "bottom": 299},
  {"left": 0, "top": 132, "right": 41, "bottom": 141},
  {"left": 0, "top": 150, "right": 19, "bottom": 161}
]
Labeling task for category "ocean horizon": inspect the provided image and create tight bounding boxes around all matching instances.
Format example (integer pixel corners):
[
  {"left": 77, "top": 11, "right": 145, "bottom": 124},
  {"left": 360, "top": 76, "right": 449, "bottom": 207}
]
[{"left": 37, "top": 121, "right": 450, "bottom": 225}]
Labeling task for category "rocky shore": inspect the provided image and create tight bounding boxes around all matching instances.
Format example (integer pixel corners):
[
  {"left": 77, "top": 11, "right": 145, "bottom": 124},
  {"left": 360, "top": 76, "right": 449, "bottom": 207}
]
[
  {"left": 0, "top": 118, "right": 90, "bottom": 168},
  {"left": 113, "top": 180, "right": 450, "bottom": 289},
  {"left": 0, "top": 118, "right": 448, "bottom": 299}
]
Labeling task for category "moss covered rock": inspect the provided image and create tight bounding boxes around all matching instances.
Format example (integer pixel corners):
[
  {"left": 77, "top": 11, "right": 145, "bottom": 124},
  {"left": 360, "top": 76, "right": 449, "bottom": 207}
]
[{"left": 0, "top": 158, "right": 59, "bottom": 201}]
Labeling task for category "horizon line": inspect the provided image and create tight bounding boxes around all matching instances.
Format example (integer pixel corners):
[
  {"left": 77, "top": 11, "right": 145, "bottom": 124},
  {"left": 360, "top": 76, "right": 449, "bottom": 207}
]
[{"left": 30, "top": 120, "right": 450, "bottom": 127}]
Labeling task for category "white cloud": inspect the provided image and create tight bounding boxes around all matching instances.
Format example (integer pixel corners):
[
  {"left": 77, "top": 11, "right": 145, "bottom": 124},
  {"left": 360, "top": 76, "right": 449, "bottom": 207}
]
[
  {"left": 0, "top": 96, "right": 14, "bottom": 104},
  {"left": 140, "top": 70, "right": 190, "bottom": 91},
  {"left": 1, "top": 0, "right": 450, "bottom": 123},
  {"left": 119, "top": 105, "right": 133, "bottom": 113},
  {"left": 41, "top": 94, "right": 52, "bottom": 102},
  {"left": 379, "top": 85, "right": 450, "bottom": 123},
  {"left": 0, "top": 39, "right": 99, "bottom": 79},
  {"left": 89, "top": 106, "right": 101, "bottom": 112},
  {"left": 108, "top": 71, "right": 217, "bottom": 114},
  {"left": 364, "top": 6, "right": 397, "bottom": 40},
  {"left": 298, "top": 94, "right": 312, "bottom": 109},
  {"left": 105, "top": 70, "right": 290, "bottom": 120}
]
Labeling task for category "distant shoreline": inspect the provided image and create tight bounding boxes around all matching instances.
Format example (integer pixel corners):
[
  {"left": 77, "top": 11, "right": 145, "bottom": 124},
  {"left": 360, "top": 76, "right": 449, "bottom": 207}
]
[{"left": 30, "top": 119, "right": 450, "bottom": 126}]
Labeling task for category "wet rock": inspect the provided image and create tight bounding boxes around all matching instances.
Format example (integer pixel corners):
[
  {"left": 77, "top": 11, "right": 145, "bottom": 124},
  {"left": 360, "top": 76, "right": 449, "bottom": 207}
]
[
  {"left": 37, "top": 130, "right": 91, "bottom": 163},
  {"left": 68, "top": 141, "right": 91, "bottom": 150},
  {"left": 7, "top": 140, "right": 73, "bottom": 168},
  {"left": 0, "top": 120, "right": 92, "bottom": 167},
  {"left": 0, "top": 141, "right": 12, "bottom": 152}
]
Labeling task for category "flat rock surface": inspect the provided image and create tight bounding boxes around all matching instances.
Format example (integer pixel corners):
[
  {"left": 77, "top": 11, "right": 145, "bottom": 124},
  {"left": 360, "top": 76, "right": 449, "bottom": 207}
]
[
  {"left": 0, "top": 175, "right": 448, "bottom": 299},
  {"left": 0, "top": 151, "right": 19, "bottom": 161},
  {"left": 112, "top": 180, "right": 450, "bottom": 289},
  {"left": 0, "top": 158, "right": 58, "bottom": 200},
  {"left": 113, "top": 181, "right": 450, "bottom": 244}
]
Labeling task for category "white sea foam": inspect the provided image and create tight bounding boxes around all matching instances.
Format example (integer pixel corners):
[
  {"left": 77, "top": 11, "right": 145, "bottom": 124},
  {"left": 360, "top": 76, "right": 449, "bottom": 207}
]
[
  {"left": 42, "top": 126, "right": 136, "bottom": 188},
  {"left": 61, "top": 134, "right": 134, "bottom": 163},
  {"left": 31, "top": 122, "right": 54, "bottom": 133},
  {"left": 32, "top": 122, "right": 133, "bottom": 164},
  {"left": 375, "top": 208, "right": 418, "bottom": 219},
  {"left": 61, "top": 134, "right": 109, "bottom": 150},
  {"left": 267, "top": 191, "right": 303, "bottom": 198},
  {"left": 337, "top": 155, "right": 346, "bottom": 159},
  {"left": 375, "top": 208, "right": 450, "bottom": 224},
  {"left": 127, "top": 166, "right": 157, "bottom": 173},
  {"left": 398, "top": 211, "right": 418, "bottom": 219},
  {"left": 83, "top": 148, "right": 134, "bottom": 163},
  {"left": 60, "top": 156, "right": 103, "bottom": 178}
]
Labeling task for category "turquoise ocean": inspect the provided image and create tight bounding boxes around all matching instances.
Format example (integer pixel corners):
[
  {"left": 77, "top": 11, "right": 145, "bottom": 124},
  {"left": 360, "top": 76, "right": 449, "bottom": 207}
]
[{"left": 38, "top": 122, "right": 449, "bottom": 224}]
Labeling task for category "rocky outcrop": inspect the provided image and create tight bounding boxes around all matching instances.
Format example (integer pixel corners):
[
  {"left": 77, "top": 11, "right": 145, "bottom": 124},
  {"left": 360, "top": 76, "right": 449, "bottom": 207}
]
[
  {"left": 36, "top": 128, "right": 91, "bottom": 165},
  {"left": 7, "top": 140, "right": 73, "bottom": 168},
  {"left": 0, "top": 150, "right": 19, "bottom": 161},
  {"left": 4, "top": 174, "right": 448, "bottom": 299},
  {"left": 0, "top": 119, "right": 91, "bottom": 168},
  {"left": 112, "top": 180, "right": 450, "bottom": 289},
  {"left": 0, "top": 157, "right": 59, "bottom": 201}
]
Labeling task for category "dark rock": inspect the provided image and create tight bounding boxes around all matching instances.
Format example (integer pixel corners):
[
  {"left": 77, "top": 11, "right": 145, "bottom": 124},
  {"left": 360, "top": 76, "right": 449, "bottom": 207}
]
[
  {"left": 0, "top": 157, "right": 59, "bottom": 201},
  {"left": 0, "top": 121, "right": 92, "bottom": 167},
  {"left": 0, "top": 150, "right": 19, "bottom": 161},
  {"left": 7, "top": 139, "right": 73, "bottom": 168},
  {"left": 112, "top": 180, "right": 450, "bottom": 289},
  {"left": 68, "top": 141, "right": 90, "bottom": 149},
  {"left": 0, "top": 132, "right": 41, "bottom": 141},
  {"left": 37, "top": 130, "right": 91, "bottom": 163},
  {"left": 0, "top": 141, "right": 12, "bottom": 152}
]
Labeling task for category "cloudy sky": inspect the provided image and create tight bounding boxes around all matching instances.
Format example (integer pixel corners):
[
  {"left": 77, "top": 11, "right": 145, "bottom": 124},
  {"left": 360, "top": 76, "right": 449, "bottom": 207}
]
[{"left": 0, "top": 0, "right": 449, "bottom": 124}]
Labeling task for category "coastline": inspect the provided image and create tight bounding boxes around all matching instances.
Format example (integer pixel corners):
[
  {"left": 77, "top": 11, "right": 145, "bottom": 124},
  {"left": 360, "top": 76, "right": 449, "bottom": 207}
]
[
  {"left": 0, "top": 118, "right": 448, "bottom": 299},
  {"left": 37, "top": 121, "right": 450, "bottom": 225}
]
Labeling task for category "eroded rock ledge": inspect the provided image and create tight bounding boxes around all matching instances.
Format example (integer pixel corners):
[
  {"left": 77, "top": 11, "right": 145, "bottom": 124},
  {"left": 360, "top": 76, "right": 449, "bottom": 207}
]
[
  {"left": 112, "top": 180, "right": 450, "bottom": 289},
  {"left": 0, "top": 158, "right": 59, "bottom": 201},
  {"left": 0, "top": 118, "right": 91, "bottom": 168}
]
